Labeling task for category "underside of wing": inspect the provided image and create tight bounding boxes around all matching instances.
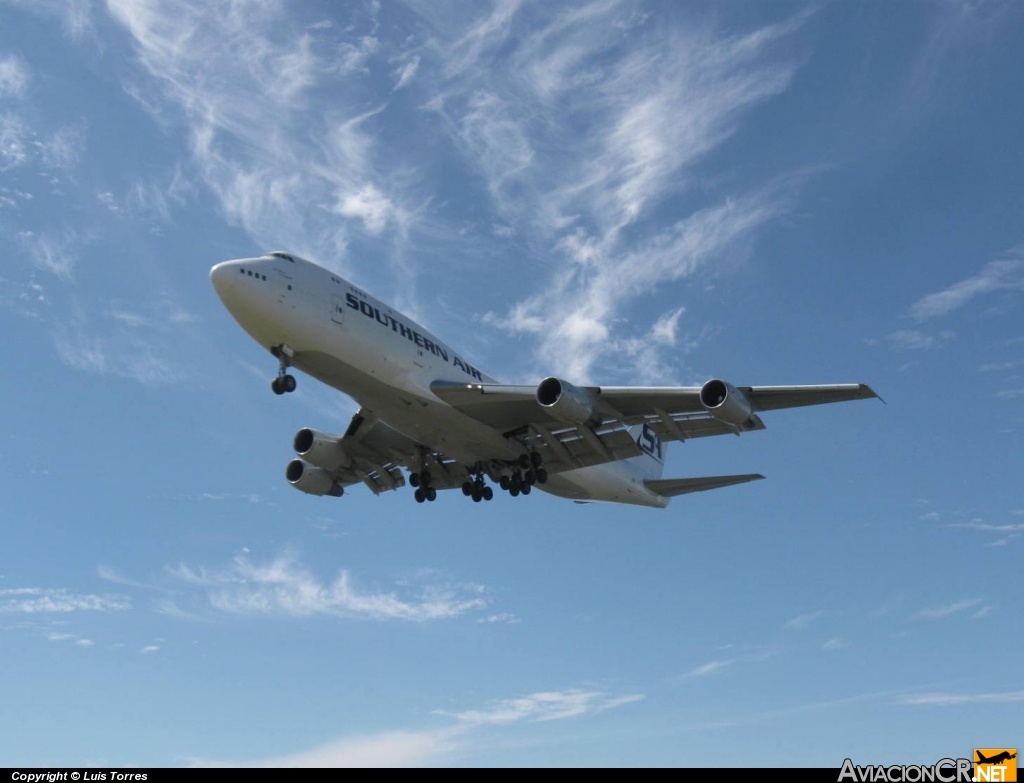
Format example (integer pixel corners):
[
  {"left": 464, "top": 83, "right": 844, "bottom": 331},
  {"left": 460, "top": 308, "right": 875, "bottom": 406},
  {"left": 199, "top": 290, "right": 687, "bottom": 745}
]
[
  {"left": 430, "top": 377, "right": 879, "bottom": 476},
  {"left": 290, "top": 411, "right": 471, "bottom": 496},
  {"left": 645, "top": 474, "right": 765, "bottom": 498}
]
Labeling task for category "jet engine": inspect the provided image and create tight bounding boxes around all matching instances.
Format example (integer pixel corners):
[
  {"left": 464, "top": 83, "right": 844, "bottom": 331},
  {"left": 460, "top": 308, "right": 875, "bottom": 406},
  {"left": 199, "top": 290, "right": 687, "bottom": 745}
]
[
  {"left": 285, "top": 459, "right": 344, "bottom": 497},
  {"left": 536, "top": 377, "right": 600, "bottom": 426},
  {"left": 699, "top": 379, "right": 757, "bottom": 429},
  {"left": 293, "top": 427, "right": 351, "bottom": 471}
]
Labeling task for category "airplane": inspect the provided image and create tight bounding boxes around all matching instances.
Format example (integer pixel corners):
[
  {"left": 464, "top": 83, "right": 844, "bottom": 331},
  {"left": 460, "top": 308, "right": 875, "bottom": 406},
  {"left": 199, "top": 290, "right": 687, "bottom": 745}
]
[
  {"left": 210, "top": 251, "right": 880, "bottom": 508},
  {"left": 976, "top": 752, "right": 1016, "bottom": 765}
]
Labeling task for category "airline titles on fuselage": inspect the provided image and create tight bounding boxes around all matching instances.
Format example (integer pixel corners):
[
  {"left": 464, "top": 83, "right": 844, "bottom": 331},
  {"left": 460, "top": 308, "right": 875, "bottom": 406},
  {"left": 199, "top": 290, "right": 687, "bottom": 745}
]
[{"left": 344, "top": 292, "right": 484, "bottom": 381}]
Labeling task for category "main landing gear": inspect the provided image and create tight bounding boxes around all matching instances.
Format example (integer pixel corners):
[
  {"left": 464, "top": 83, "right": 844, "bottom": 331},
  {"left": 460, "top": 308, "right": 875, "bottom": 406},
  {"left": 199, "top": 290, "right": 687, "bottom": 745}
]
[
  {"left": 410, "top": 469, "right": 437, "bottom": 503},
  {"left": 499, "top": 452, "right": 547, "bottom": 498},
  {"left": 270, "top": 346, "right": 297, "bottom": 395},
  {"left": 461, "top": 468, "right": 494, "bottom": 503}
]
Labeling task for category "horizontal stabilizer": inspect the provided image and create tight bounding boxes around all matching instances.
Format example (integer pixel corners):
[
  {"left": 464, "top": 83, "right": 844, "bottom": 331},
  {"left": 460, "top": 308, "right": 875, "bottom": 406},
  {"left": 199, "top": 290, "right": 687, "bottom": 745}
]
[{"left": 645, "top": 474, "right": 765, "bottom": 498}]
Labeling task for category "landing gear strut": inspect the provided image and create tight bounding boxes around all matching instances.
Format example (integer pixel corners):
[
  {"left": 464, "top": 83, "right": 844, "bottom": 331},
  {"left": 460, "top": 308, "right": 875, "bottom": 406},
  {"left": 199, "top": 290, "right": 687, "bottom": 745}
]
[
  {"left": 461, "top": 467, "right": 494, "bottom": 503},
  {"left": 502, "top": 452, "right": 547, "bottom": 497},
  {"left": 270, "top": 346, "right": 297, "bottom": 395},
  {"left": 410, "top": 467, "right": 437, "bottom": 502}
]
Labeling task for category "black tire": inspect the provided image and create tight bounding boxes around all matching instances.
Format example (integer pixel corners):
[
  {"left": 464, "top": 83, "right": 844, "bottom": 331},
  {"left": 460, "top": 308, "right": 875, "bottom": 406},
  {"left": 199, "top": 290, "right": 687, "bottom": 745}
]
[
  {"left": 525, "top": 470, "right": 536, "bottom": 486},
  {"left": 521, "top": 483, "right": 532, "bottom": 495},
  {"left": 472, "top": 489, "right": 481, "bottom": 502},
  {"left": 271, "top": 378, "right": 284, "bottom": 395},
  {"left": 426, "top": 487, "right": 437, "bottom": 502},
  {"left": 462, "top": 481, "right": 473, "bottom": 496},
  {"left": 283, "top": 374, "right": 297, "bottom": 392},
  {"left": 518, "top": 454, "right": 530, "bottom": 470},
  {"left": 421, "top": 471, "right": 432, "bottom": 487},
  {"left": 482, "top": 486, "right": 494, "bottom": 501},
  {"left": 537, "top": 468, "right": 548, "bottom": 484},
  {"left": 530, "top": 451, "right": 542, "bottom": 468},
  {"left": 409, "top": 473, "right": 421, "bottom": 488},
  {"left": 499, "top": 476, "right": 510, "bottom": 490},
  {"left": 414, "top": 488, "right": 425, "bottom": 503},
  {"left": 509, "top": 486, "right": 520, "bottom": 497}
]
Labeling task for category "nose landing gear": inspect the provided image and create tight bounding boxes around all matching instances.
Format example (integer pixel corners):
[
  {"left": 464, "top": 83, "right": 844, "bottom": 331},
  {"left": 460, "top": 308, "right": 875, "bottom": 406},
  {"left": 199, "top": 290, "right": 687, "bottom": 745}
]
[{"left": 270, "top": 346, "right": 297, "bottom": 395}]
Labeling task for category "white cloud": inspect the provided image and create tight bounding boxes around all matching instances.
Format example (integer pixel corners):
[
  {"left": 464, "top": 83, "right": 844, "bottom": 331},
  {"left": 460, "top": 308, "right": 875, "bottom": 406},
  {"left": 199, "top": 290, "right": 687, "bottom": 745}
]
[
  {"left": 338, "top": 36, "right": 380, "bottom": 76},
  {"left": 0, "top": 54, "right": 30, "bottom": 97},
  {"left": 783, "top": 609, "right": 824, "bottom": 631},
  {"left": 995, "top": 388, "right": 1024, "bottom": 399},
  {"left": 436, "top": 689, "right": 645, "bottom": 725},
  {"left": 0, "top": 587, "right": 130, "bottom": 613},
  {"left": 0, "top": 112, "right": 30, "bottom": 169},
  {"left": 52, "top": 324, "right": 188, "bottom": 386},
  {"left": 170, "top": 552, "right": 489, "bottom": 622},
  {"left": 75, "top": 638, "right": 95, "bottom": 647},
  {"left": 909, "top": 252, "right": 1024, "bottom": 321},
  {"left": 392, "top": 56, "right": 420, "bottom": 91},
  {"left": 140, "top": 645, "right": 160, "bottom": 654},
  {"left": 193, "top": 729, "right": 457, "bottom": 768},
  {"left": 333, "top": 184, "right": 399, "bottom": 235},
  {"left": 476, "top": 612, "right": 520, "bottom": 624},
  {"left": 822, "top": 636, "right": 848, "bottom": 651},
  {"left": 685, "top": 660, "right": 732, "bottom": 677},
  {"left": 913, "top": 598, "right": 984, "bottom": 620},
  {"left": 191, "top": 685, "right": 642, "bottom": 767},
  {"left": 899, "top": 691, "right": 1024, "bottom": 707},
  {"left": 650, "top": 307, "right": 685, "bottom": 346},
  {"left": 884, "top": 329, "right": 953, "bottom": 351}
]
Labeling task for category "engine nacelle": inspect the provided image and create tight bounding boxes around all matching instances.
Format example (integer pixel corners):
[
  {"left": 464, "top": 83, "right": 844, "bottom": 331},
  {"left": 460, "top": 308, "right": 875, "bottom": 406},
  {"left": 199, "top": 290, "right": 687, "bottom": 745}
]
[
  {"left": 699, "top": 379, "right": 757, "bottom": 429},
  {"left": 536, "top": 376, "right": 600, "bottom": 426},
  {"left": 293, "top": 427, "right": 351, "bottom": 471},
  {"left": 285, "top": 459, "right": 344, "bottom": 497}
]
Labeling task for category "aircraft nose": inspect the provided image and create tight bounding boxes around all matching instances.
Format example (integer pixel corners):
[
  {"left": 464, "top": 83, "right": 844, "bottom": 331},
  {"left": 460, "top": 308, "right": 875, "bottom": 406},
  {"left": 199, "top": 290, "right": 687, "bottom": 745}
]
[{"left": 210, "top": 260, "right": 242, "bottom": 299}]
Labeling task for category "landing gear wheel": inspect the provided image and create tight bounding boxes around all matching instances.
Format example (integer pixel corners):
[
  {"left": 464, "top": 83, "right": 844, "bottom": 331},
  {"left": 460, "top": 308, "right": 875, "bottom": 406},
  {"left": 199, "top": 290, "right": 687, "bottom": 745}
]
[
  {"left": 471, "top": 488, "right": 482, "bottom": 502},
  {"left": 536, "top": 468, "right": 548, "bottom": 484},
  {"left": 509, "top": 485, "right": 520, "bottom": 497},
  {"left": 462, "top": 481, "right": 473, "bottom": 496},
  {"left": 518, "top": 454, "right": 531, "bottom": 470},
  {"left": 410, "top": 472, "right": 421, "bottom": 488},
  {"left": 499, "top": 476, "right": 510, "bottom": 491},
  {"left": 414, "top": 488, "right": 425, "bottom": 503},
  {"left": 420, "top": 471, "right": 432, "bottom": 487},
  {"left": 521, "top": 483, "right": 532, "bottom": 495},
  {"left": 524, "top": 470, "right": 536, "bottom": 486},
  {"left": 426, "top": 487, "right": 437, "bottom": 502},
  {"left": 282, "top": 374, "right": 296, "bottom": 393},
  {"left": 271, "top": 378, "right": 285, "bottom": 395},
  {"left": 530, "top": 452, "right": 543, "bottom": 468},
  {"left": 483, "top": 486, "right": 494, "bottom": 501}
]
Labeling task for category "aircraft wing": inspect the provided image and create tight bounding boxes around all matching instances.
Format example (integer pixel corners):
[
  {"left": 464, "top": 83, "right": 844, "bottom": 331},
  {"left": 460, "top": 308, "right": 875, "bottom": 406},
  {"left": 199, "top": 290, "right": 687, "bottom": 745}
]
[
  {"left": 430, "top": 380, "right": 879, "bottom": 472},
  {"left": 322, "top": 411, "right": 470, "bottom": 494}
]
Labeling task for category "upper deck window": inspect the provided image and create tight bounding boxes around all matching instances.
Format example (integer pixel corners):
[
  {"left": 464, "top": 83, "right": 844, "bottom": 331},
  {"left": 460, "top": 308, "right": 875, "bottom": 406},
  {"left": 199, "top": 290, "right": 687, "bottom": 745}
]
[{"left": 268, "top": 251, "right": 295, "bottom": 263}]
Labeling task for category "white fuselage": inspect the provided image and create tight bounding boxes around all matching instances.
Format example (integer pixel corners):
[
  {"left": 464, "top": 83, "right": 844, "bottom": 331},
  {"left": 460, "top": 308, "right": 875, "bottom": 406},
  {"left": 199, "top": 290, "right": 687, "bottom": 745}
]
[{"left": 210, "top": 253, "right": 668, "bottom": 507}]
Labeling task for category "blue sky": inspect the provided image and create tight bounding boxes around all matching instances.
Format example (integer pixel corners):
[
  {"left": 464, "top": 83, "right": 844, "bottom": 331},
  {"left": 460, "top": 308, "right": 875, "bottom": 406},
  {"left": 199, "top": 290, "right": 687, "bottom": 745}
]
[{"left": 1, "top": 0, "right": 1022, "bottom": 768}]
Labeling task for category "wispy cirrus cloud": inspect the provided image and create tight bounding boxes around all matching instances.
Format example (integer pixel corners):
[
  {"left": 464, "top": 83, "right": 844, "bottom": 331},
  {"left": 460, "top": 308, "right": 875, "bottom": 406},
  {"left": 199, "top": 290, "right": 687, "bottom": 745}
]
[
  {"left": 436, "top": 689, "right": 644, "bottom": 725},
  {"left": 783, "top": 609, "right": 824, "bottom": 631},
  {"left": 913, "top": 598, "right": 984, "bottom": 620},
  {"left": 192, "top": 685, "right": 643, "bottom": 767},
  {"left": 169, "top": 551, "right": 489, "bottom": 622},
  {"left": 0, "top": 587, "right": 130, "bottom": 613},
  {"left": 898, "top": 690, "right": 1024, "bottom": 707},
  {"left": 0, "top": 54, "right": 30, "bottom": 97},
  {"left": 909, "top": 249, "right": 1024, "bottom": 321}
]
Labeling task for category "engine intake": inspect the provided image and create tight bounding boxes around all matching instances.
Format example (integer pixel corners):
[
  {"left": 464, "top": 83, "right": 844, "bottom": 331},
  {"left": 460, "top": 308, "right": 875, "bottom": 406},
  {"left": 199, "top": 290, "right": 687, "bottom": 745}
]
[
  {"left": 700, "top": 379, "right": 757, "bottom": 429},
  {"left": 293, "top": 427, "right": 351, "bottom": 471},
  {"left": 536, "top": 377, "right": 600, "bottom": 426},
  {"left": 286, "top": 459, "right": 344, "bottom": 497}
]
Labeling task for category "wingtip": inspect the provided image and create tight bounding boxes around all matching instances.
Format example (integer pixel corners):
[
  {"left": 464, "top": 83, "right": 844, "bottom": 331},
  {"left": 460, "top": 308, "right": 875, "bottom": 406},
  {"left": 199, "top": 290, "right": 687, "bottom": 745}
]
[{"left": 861, "top": 383, "right": 886, "bottom": 405}]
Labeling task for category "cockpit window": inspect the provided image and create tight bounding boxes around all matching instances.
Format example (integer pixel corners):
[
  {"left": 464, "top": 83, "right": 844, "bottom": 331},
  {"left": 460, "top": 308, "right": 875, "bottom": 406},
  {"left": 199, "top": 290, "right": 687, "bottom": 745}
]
[{"left": 269, "top": 251, "right": 295, "bottom": 263}]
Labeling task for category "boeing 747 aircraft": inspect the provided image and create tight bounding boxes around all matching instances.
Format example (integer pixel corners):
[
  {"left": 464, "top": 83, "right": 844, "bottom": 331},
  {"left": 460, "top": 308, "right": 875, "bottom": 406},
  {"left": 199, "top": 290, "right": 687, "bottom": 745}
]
[{"left": 211, "top": 252, "right": 879, "bottom": 508}]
